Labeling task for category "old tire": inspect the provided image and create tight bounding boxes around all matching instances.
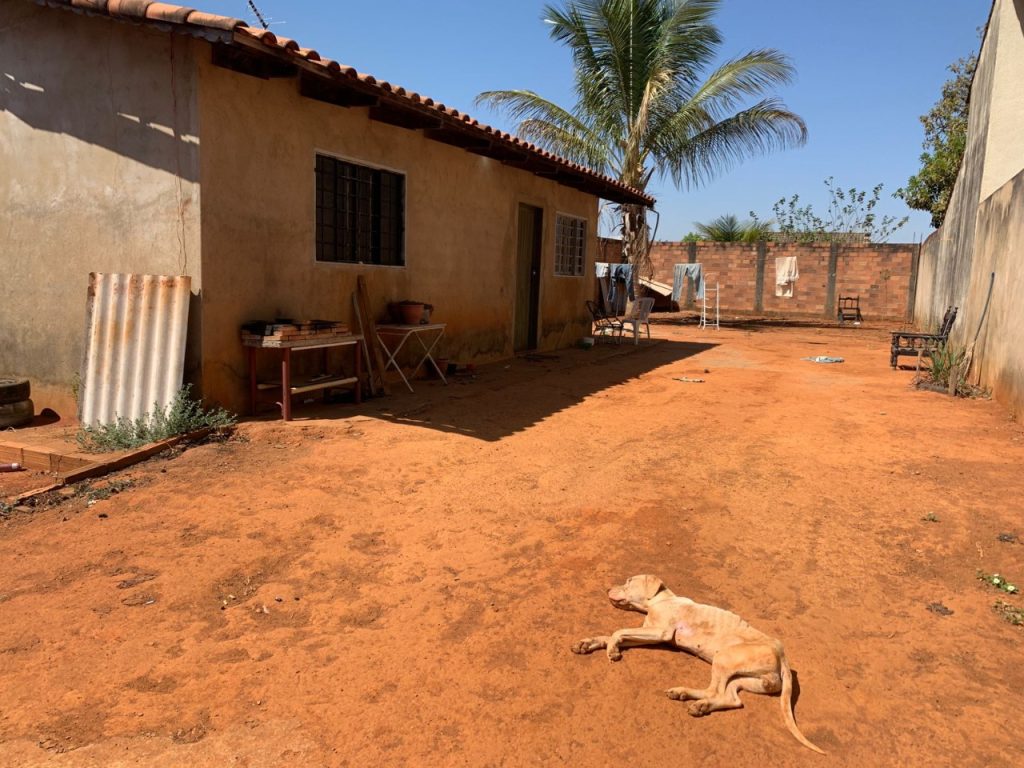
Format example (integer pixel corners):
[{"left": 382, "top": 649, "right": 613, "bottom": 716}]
[
  {"left": 0, "top": 378, "right": 30, "bottom": 405},
  {"left": 0, "top": 399, "right": 34, "bottom": 428}
]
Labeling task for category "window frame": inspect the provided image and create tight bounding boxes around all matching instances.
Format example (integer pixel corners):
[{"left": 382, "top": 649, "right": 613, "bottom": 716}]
[
  {"left": 553, "top": 212, "right": 588, "bottom": 277},
  {"left": 313, "top": 150, "right": 407, "bottom": 269}
]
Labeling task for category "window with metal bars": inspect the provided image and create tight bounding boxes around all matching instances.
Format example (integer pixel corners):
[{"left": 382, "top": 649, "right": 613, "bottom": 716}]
[
  {"left": 554, "top": 214, "right": 587, "bottom": 276},
  {"left": 315, "top": 154, "right": 405, "bottom": 266}
]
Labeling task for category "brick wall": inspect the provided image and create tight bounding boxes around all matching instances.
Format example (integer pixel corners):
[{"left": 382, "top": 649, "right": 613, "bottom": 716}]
[{"left": 611, "top": 239, "right": 920, "bottom": 320}]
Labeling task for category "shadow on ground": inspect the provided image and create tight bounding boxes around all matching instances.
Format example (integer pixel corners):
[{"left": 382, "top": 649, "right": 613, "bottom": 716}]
[{"left": 265, "top": 339, "right": 716, "bottom": 441}]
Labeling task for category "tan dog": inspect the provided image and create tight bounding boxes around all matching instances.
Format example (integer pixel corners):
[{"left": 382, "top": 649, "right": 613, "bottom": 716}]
[{"left": 572, "top": 575, "right": 824, "bottom": 754}]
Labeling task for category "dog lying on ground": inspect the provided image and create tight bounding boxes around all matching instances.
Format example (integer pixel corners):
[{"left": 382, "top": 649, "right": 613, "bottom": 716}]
[{"left": 571, "top": 574, "right": 824, "bottom": 754}]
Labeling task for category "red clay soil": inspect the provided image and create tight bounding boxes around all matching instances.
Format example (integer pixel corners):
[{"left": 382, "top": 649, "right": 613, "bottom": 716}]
[{"left": 2, "top": 323, "right": 1023, "bottom": 767}]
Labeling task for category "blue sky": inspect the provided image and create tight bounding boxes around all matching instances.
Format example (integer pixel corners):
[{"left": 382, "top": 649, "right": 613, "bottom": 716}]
[{"left": 206, "top": 1, "right": 990, "bottom": 242}]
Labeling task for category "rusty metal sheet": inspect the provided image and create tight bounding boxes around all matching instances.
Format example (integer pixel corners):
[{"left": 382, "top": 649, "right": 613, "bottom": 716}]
[{"left": 79, "top": 273, "right": 191, "bottom": 427}]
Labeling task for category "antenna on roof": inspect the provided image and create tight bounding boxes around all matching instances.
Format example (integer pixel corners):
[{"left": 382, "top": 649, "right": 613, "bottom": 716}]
[{"left": 246, "top": 1, "right": 270, "bottom": 30}]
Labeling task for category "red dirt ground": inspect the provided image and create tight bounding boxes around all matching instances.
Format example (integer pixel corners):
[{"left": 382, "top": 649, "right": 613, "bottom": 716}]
[{"left": 2, "top": 322, "right": 1023, "bottom": 767}]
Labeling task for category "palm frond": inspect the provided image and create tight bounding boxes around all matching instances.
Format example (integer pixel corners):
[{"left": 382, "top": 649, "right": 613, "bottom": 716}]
[
  {"left": 659, "top": 97, "right": 807, "bottom": 188},
  {"left": 475, "top": 89, "right": 610, "bottom": 170}
]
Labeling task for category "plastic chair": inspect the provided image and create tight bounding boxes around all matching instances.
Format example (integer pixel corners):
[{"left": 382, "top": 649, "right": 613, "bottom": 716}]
[{"left": 616, "top": 297, "right": 655, "bottom": 345}]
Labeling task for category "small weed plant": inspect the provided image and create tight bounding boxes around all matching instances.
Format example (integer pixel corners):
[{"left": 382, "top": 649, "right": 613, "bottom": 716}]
[
  {"left": 917, "top": 345, "right": 988, "bottom": 398},
  {"left": 921, "top": 512, "right": 940, "bottom": 523},
  {"left": 925, "top": 345, "right": 967, "bottom": 392},
  {"left": 977, "top": 570, "right": 1019, "bottom": 594},
  {"left": 994, "top": 600, "right": 1024, "bottom": 627},
  {"left": 76, "top": 385, "right": 235, "bottom": 453}
]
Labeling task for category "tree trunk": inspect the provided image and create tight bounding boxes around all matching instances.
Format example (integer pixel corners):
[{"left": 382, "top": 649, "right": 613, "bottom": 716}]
[{"left": 620, "top": 204, "right": 651, "bottom": 310}]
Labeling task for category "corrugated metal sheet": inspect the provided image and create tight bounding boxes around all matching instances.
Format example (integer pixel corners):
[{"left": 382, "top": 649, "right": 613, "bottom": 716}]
[{"left": 79, "top": 273, "right": 191, "bottom": 427}]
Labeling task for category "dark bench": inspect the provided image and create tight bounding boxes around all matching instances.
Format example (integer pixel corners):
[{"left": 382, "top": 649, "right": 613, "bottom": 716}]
[
  {"left": 890, "top": 306, "right": 958, "bottom": 368},
  {"left": 837, "top": 295, "right": 863, "bottom": 324}
]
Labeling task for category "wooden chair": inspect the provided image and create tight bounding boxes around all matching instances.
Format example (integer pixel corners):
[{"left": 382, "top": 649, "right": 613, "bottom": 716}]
[
  {"left": 890, "top": 306, "right": 958, "bottom": 368},
  {"left": 837, "top": 295, "right": 863, "bottom": 324}
]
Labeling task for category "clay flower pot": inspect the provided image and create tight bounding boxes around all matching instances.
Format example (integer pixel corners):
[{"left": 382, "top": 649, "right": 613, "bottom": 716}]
[{"left": 398, "top": 302, "right": 424, "bottom": 325}]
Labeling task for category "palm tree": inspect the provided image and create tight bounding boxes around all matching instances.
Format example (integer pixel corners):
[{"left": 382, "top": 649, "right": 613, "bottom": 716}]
[
  {"left": 477, "top": 0, "right": 806, "bottom": 290},
  {"left": 694, "top": 214, "right": 773, "bottom": 242}
]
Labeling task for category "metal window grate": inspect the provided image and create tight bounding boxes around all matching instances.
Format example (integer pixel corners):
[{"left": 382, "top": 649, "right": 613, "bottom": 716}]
[
  {"left": 316, "top": 154, "right": 405, "bottom": 266},
  {"left": 555, "top": 214, "right": 586, "bottom": 276}
]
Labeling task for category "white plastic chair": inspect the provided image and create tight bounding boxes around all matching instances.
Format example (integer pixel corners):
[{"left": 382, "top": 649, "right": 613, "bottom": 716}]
[{"left": 616, "top": 297, "right": 655, "bottom": 345}]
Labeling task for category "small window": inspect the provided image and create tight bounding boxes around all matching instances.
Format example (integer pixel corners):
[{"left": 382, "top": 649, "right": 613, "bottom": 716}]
[
  {"left": 315, "top": 154, "right": 405, "bottom": 266},
  {"left": 555, "top": 214, "right": 586, "bottom": 276}
]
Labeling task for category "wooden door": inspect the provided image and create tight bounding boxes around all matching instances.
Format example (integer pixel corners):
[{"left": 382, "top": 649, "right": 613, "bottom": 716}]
[{"left": 514, "top": 204, "right": 543, "bottom": 352}]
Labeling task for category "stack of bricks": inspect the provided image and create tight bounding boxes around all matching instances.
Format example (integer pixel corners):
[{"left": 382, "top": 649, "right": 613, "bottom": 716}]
[{"left": 241, "top": 321, "right": 351, "bottom": 348}]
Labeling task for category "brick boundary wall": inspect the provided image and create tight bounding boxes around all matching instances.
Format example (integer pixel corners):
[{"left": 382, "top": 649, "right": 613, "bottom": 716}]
[{"left": 599, "top": 239, "right": 921, "bottom": 321}]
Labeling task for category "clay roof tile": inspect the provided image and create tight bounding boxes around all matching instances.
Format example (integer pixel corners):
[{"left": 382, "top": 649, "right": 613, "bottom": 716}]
[
  {"left": 184, "top": 10, "right": 244, "bottom": 30},
  {"left": 107, "top": 0, "right": 153, "bottom": 18},
  {"left": 144, "top": 3, "right": 195, "bottom": 23},
  {"left": 42, "top": 0, "right": 653, "bottom": 205}
]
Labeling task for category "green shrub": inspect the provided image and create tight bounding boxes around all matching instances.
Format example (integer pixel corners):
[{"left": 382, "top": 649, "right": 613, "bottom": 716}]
[{"left": 76, "top": 385, "right": 235, "bottom": 453}]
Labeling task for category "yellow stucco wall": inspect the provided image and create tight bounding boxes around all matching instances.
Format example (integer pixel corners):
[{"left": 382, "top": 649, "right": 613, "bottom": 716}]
[{"left": 196, "top": 55, "right": 598, "bottom": 412}]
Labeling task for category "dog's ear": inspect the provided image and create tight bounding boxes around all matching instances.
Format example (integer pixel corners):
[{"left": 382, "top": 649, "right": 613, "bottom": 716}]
[{"left": 641, "top": 575, "right": 665, "bottom": 600}]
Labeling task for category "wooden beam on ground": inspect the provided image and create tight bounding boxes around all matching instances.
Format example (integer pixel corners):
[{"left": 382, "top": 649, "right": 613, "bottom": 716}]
[{"left": 59, "top": 427, "right": 221, "bottom": 485}]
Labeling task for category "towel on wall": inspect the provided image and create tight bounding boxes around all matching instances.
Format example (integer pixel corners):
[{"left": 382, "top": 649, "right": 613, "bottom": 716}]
[
  {"left": 671, "top": 263, "right": 705, "bottom": 302},
  {"left": 775, "top": 256, "right": 799, "bottom": 297}
]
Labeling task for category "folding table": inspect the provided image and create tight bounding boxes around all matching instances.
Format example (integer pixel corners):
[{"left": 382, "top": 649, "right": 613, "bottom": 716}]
[{"left": 375, "top": 323, "right": 448, "bottom": 392}]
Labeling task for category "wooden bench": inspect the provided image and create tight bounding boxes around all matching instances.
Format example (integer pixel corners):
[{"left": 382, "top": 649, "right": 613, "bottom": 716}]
[
  {"left": 837, "top": 295, "right": 863, "bottom": 324},
  {"left": 890, "top": 306, "right": 958, "bottom": 368}
]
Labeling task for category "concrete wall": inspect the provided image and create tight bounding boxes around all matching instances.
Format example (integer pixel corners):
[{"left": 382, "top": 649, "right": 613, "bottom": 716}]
[
  {"left": 641, "top": 240, "right": 918, "bottom": 320},
  {"left": 0, "top": 2, "right": 202, "bottom": 416},
  {"left": 195, "top": 53, "right": 597, "bottom": 412},
  {"left": 915, "top": 0, "right": 1024, "bottom": 414},
  {"left": 980, "top": 0, "right": 1024, "bottom": 200}
]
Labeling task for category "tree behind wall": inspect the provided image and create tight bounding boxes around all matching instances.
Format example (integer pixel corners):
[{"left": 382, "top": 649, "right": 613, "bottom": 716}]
[
  {"left": 693, "top": 214, "right": 772, "bottom": 242},
  {"left": 896, "top": 53, "right": 977, "bottom": 229}
]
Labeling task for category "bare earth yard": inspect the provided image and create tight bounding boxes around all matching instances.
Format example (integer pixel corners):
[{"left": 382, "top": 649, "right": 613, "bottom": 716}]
[{"left": 2, "top": 322, "right": 1023, "bottom": 767}]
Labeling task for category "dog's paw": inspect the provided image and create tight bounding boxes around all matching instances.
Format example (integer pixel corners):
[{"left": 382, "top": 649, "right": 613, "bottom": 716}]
[
  {"left": 606, "top": 648, "right": 622, "bottom": 662},
  {"left": 571, "top": 640, "right": 594, "bottom": 655},
  {"left": 666, "top": 688, "right": 686, "bottom": 701},
  {"left": 688, "top": 700, "right": 712, "bottom": 717}
]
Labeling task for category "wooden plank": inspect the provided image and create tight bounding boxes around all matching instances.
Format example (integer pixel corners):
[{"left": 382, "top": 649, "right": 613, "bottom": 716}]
[
  {"left": 11, "top": 483, "right": 64, "bottom": 503},
  {"left": 59, "top": 427, "right": 219, "bottom": 485},
  {"left": 351, "top": 293, "right": 375, "bottom": 395},
  {"left": 355, "top": 275, "right": 390, "bottom": 396},
  {"left": 0, "top": 443, "right": 95, "bottom": 472}
]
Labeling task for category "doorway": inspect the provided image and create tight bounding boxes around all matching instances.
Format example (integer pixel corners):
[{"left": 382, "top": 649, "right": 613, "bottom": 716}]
[{"left": 514, "top": 204, "right": 543, "bottom": 352}]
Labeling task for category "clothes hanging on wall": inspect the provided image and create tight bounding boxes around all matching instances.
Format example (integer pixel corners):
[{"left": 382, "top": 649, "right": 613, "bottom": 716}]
[
  {"left": 594, "top": 262, "right": 634, "bottom": 312},
  {"left": 775, "top": 256, "right": 799, "bottom": 297},
  {"left": 671, "top": 263, "right": 705, "bottom": 302}
]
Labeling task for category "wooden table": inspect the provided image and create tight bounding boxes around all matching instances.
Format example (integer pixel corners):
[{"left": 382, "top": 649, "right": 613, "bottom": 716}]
[{"left": 244, "top": 334, "right": 363, "bottom": 421}]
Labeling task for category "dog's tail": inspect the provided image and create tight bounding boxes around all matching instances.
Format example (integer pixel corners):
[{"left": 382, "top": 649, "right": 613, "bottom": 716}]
[{"left": 777, "top": 642, "right": 826, "bottom": 755}]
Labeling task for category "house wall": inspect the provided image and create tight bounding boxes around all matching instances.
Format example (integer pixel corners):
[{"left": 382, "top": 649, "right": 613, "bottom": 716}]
[
  {"left": 915, "top": 0, "right": 1024, "bottom": 414},
  {"left": 642, "top": 241, "right": 918, "bottom": 320},
  {"left": 195, "top": 53, "right": 598, "bottom": 412},
  {"left": 0, "top": 2, "right": 202, "bottom": 417}
]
